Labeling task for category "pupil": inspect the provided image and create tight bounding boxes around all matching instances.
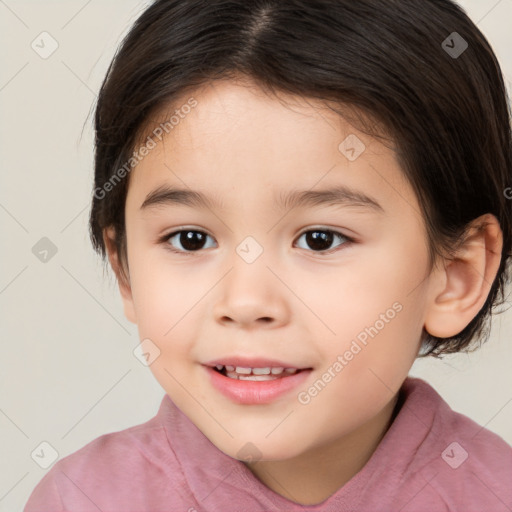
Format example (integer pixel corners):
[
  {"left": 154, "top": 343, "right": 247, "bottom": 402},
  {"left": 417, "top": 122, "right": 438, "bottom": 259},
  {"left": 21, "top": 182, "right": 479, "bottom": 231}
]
[
  {"left": 307, "top": 231, "right": 333, "bottom": 251},
  {"left": 181, "top": 231, "right": 205, "bottom": 251}
]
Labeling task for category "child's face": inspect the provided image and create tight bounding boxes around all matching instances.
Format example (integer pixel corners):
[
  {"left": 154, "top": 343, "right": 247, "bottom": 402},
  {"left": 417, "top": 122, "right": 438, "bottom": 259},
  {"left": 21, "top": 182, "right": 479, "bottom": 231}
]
[{"left": 118, "top": 79, "right": 440, "bottom": 461}]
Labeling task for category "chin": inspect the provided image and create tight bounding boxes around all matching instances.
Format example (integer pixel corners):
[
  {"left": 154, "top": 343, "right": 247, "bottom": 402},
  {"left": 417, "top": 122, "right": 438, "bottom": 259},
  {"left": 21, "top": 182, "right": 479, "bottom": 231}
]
[{"left": 211, "top": 434, "right": 306, "bottom": 463}]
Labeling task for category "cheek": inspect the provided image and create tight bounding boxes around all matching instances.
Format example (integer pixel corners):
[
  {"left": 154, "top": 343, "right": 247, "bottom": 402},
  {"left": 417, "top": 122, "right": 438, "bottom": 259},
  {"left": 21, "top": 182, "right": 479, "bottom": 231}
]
[
  {"left": 128, "top": 250, "right": 223, "bottom": 366},
  {"left": 302, "top": 243, "right": 427, "bottom": 335},
  {"left": 128, "top": 262, "right": 201, "bottom": 395},
  {"left": 307, "top": 241, "right": 427, "bottom": 381},
  {"left": 127, "top": 252, "right": 194, "bottom": 346},
  {"left": 300, "top": 308, "right": 421, "bottom": 437}
]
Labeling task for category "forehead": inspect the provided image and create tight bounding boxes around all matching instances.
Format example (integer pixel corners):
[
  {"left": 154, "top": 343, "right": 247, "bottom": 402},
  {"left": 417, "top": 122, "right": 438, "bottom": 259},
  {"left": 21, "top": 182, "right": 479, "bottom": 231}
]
[{"left": 126, "top": 79, "right": 415, "bottom": 216}]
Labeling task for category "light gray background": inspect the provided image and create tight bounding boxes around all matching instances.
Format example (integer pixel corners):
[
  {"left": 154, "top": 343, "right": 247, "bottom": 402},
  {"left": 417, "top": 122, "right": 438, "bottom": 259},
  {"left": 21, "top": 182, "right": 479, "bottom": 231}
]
[{"left": 1, "top": 1, "right": 511, "bottom": 510}]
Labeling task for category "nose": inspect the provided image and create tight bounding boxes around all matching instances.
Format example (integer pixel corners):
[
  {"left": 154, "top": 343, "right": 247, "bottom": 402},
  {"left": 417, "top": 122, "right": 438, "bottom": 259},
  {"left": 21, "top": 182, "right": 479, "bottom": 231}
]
[{"left": 213, "top": 255, "right": 290, "bottom": 330}]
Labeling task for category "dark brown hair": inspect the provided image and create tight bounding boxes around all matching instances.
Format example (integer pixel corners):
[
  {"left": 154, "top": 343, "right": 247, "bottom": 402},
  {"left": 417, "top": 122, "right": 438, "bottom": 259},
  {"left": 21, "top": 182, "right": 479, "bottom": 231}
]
[{"left": 89, "top": 0, "right": 512, "bottom": 357}]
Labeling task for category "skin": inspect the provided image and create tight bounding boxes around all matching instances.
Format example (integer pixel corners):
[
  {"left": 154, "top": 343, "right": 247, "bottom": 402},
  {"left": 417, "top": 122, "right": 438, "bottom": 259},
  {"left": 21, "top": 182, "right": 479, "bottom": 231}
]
[{"left": 104, "top": 78, "right": 503, "bottom": 505}]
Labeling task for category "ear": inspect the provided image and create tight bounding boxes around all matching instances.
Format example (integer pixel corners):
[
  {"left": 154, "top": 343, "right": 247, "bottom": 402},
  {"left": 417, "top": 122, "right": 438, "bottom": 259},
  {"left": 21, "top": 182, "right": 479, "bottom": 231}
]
[
  {"left": 424, "top": 214, "right": 503, "bottom": 338},
  {"left": 103, "top": 227, "right": 137, "bottom": 324}
]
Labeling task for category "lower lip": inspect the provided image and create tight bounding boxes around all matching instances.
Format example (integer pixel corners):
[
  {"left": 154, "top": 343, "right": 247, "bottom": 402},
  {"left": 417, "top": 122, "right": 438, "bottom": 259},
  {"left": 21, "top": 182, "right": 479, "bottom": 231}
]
[{"left": 204, "top": 366, "right": 312, "bottom": 405}]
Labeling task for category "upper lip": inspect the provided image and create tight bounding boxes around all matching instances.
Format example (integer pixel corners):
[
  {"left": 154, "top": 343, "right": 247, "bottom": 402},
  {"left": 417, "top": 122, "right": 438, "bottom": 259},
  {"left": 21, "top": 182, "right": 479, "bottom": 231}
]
[{"left": 203, "top": 357, "right": 311, "bottom": 369}]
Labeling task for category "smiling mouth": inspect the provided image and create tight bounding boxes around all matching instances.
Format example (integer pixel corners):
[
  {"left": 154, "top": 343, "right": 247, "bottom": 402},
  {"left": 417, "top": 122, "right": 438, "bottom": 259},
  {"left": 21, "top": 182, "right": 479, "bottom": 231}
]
[{"left": 211, "top": 364, "right": 310, "bottom": 381}]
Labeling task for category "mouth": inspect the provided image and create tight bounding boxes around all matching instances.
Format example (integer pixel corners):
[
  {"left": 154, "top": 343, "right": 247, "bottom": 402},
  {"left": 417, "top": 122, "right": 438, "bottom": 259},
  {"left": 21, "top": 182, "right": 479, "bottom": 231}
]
[
  {"left": 210, "top": 364, "right": 308, "bottom": 381},
  {"left": 203, "top": 358, "right": 313, "bottom": 404}
]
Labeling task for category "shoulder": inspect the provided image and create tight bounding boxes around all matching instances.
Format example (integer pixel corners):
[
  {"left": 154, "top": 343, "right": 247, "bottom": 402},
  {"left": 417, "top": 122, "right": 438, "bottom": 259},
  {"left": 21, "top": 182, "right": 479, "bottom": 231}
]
[
  {"left": 58, "top": 411, "right": 172, "bottom": 473},
  {"left": 418, "top": 377, "right": 512, "bottom": 472},
  {"left": 24, "top": 395, "right": 194, "bottom": 512},
  {"left": 433, "top": 399, "right": 512, "bottom": 507},
  {"left": 401, "top": 378, "right": 512, "bottom": 511}
]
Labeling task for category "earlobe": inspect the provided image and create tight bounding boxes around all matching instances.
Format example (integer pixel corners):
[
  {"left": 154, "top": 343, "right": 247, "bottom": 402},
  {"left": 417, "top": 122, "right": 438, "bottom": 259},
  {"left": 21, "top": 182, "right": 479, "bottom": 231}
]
[
  {"left": 424, "top": 214, "right": 503, "bottom": 339},
  {"left": 103, "top": 227, "right": 137, "bottom": 324}
]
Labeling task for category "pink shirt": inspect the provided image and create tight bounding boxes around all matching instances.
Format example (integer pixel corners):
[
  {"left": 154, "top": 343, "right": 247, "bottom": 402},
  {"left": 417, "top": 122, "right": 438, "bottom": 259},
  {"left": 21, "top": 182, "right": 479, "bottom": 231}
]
[{"left": 24, "top": 377, "right": 512, "bottom": 511}]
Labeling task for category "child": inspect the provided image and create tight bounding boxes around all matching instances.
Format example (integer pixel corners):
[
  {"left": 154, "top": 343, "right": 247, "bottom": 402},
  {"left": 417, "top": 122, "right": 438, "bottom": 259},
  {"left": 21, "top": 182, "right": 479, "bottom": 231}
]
[{"left": 25, "top": 0, "right": 512, "bottom": 510}]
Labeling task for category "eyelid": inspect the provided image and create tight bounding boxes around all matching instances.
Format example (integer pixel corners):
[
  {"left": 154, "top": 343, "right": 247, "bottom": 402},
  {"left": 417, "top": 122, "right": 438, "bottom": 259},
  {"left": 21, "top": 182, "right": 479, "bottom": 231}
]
[
  {"left": 158, "top": 225, "right": 212, "bottom": 240},
  {"left": 296, "top": 225, "right": 355, "bottom": 239},
  {"left": 159, "top": 225, "right": 355, "bottom": 240}
]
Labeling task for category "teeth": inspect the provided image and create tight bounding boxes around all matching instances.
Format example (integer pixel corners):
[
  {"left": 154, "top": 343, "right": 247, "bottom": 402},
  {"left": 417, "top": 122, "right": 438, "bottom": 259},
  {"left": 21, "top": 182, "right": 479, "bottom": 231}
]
[
  {"left": 252, "top": 367, "right": 271, "bottom": 375},
  {"left": 213, "top": 364, "right": 301, "bottom": 378},
  {"left": 238, "top": 374, "right": 277, "bottom": 381},
  {"left": 225, "top": 371, "right": 278, "bottom": 381}
]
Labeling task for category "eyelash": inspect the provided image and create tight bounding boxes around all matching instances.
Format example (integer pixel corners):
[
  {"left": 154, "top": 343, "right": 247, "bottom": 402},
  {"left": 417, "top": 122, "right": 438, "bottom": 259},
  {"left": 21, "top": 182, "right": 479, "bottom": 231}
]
[{"left": 158, "top": 227, "right": 355, "bottom": 256}]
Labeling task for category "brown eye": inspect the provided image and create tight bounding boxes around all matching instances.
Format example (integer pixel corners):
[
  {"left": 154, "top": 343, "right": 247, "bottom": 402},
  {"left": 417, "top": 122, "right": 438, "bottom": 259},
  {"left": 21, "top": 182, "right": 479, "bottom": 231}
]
[
  {"left": 295, "top": 229, "right": 351, "bottom": 253},
  {"left": 166, "top": 230, "right": 216, "bottom": 253},
  {"left": 162, "top": 227, "right": 352, "bottom": 256}
]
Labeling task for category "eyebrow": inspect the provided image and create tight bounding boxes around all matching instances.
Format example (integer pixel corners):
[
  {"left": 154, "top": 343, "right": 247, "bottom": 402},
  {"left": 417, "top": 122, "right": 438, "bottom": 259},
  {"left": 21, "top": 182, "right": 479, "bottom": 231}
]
[{"left": 140, "top": 184, "right": 384, "bottom": 214}]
